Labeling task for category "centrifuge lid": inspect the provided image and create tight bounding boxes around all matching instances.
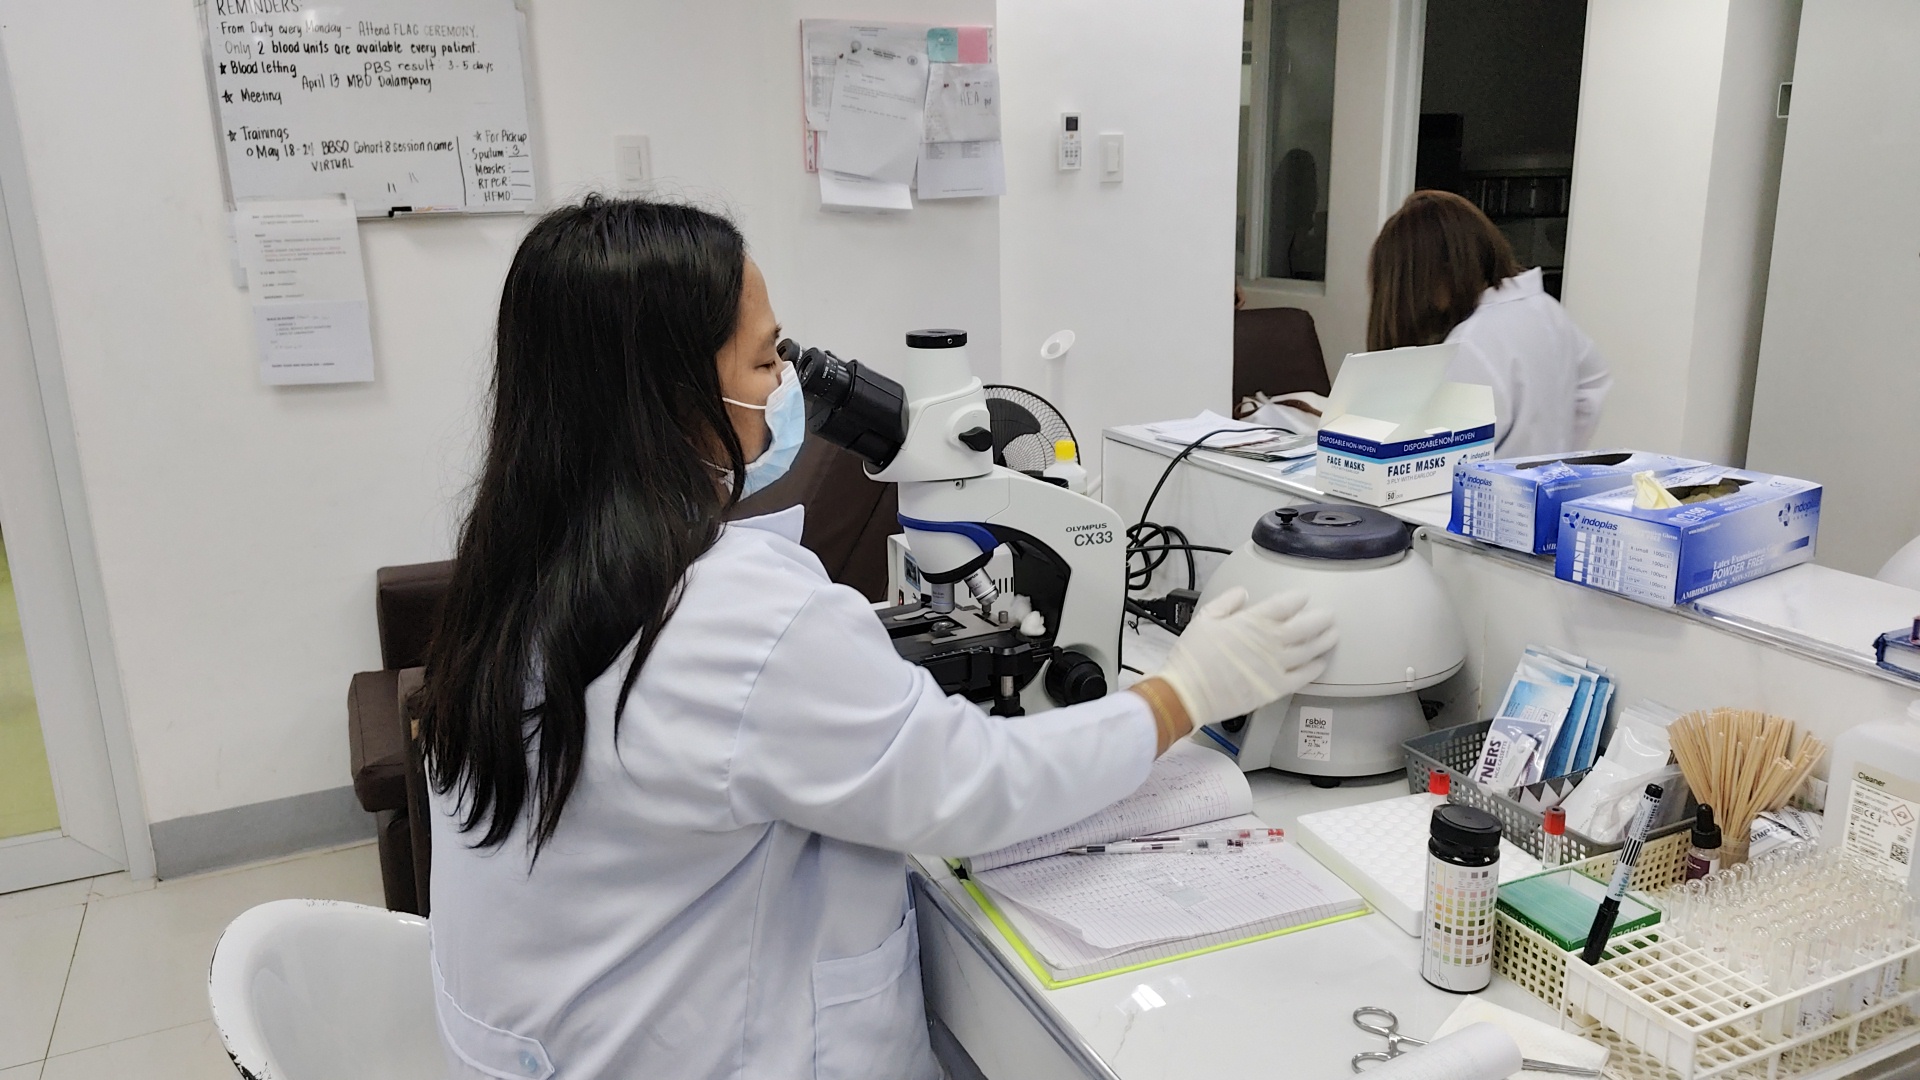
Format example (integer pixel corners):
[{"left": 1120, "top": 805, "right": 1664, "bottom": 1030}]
[{"left": 1250, "top": 503, "right": 1410, "bottom": 561}]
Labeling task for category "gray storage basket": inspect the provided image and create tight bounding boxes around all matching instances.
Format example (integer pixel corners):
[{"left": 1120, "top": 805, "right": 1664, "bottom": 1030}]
[{"left": 1402, "top": 720, "right": 1689, "bottom": 862}]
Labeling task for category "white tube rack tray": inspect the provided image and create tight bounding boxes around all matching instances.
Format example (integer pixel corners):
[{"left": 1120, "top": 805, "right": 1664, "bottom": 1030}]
[{"left": 1560, "top": 927, "right": 1920, "bottom": 1080}]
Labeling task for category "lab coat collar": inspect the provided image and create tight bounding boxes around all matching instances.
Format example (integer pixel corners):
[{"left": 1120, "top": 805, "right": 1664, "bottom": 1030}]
[
  {"left": 728, "top": 504, "right": 807, "bottom": 544},
  {"left": 1478, "top": 266, "right": 1545, "bottom": 307}
]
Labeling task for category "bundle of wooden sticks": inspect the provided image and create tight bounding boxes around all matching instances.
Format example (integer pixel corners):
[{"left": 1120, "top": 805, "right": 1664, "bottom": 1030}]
[{"left": 1670, "top": 708, "right": 1825, "bottom": 853}]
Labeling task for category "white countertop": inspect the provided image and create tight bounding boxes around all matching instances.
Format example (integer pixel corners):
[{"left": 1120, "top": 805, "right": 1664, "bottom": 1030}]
[{"left": 1103, "top": 425, "right": 1920, "bottom": 691}]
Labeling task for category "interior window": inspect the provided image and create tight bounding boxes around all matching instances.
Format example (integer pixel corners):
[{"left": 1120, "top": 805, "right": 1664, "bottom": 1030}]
[{"left": 1237, "top": 0, "right": 1340, "bottom": 284}]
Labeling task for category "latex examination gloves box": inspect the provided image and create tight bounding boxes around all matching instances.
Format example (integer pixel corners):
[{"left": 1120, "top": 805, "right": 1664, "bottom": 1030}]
[
  {"left": 1314, "top": 343, "right": 1496, "bottom": 506},
  {"left": 1554, "top": 465, "right": 1823, "bottom": 606},
  {"left": 1450, "top": 451, "right": 1707, "bottom": 555}
]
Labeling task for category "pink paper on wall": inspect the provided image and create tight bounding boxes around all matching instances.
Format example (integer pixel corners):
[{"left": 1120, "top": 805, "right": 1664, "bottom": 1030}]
[{"left": 956, "top": 25, "right": 992, "bottom": 63}]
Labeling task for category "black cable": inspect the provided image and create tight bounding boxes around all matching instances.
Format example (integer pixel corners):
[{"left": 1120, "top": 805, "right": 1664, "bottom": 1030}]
[{"left": 1115, "top": 425, "right": 1297, "bottom": 677}]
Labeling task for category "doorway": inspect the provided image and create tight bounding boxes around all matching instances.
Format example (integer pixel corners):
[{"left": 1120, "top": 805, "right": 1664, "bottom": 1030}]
[
  {"left": 1415, "top": 0, "right": 1588, "bottom": 297},
  {"left": 0, "top": 46, "right": 146, "bottom": 891}
]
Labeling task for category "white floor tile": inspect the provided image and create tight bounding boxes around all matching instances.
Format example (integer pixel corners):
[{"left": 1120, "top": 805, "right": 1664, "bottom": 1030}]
[
  {"left": 0, "top": 879, "right": 89, "bottom": 921},
  {"left": 39, "top": 1022, "right": 229, "bottom": 1080},
  {"left": 0, "top": 904, "right": 82, "bottom": 1070},
  {"left": 0, "top": 1061, "right": 43, "bottom": 1080},
  {"left": 82, "top": 873, "right": 153, "bottom": 903},
  {"left": 47, "top": 843, "right": 381, "bottom": 1057}
]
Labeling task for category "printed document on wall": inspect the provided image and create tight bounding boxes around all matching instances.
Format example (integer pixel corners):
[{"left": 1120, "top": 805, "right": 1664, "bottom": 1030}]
[
  {"left": 800, "top": 21, "right": 929, "bottom": 132},
  {"left": 233, "top": 196, "right": 375, "bottom": 385},
  {"left": 917, "top": 140, "right": 1004, "bottom": 199},
  {"left": 923, "top": 64, "right": 999, "bottom": 142},
  {"left": 816, "top": 44, "right": 928, "bottom": 184}
]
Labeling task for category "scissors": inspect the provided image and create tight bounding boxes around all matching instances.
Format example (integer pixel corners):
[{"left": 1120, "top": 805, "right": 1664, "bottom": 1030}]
[{"left": 1350, "top": 1007, "right": 1604, "bottom": 1075}]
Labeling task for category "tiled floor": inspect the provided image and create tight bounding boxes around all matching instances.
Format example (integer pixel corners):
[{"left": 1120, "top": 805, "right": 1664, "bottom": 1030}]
[{"left": 0, "top": 841, "right": 383, "bottom": 1079}]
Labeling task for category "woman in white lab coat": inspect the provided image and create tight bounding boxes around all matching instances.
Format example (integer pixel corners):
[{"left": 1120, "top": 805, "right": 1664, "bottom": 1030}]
[
  {"left": 1367, "top": 190, "right": 1612, "bottom": 457},
  {"left": 414, "top": 197, "right": 1339, "bottom": 1080}
]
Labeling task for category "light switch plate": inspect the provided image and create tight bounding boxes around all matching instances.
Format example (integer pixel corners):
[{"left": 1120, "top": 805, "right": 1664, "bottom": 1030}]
[
  {"left": 1099, "top": 133, "right": 1123, "bottom": 183},
  {"left": 614, "top": 135, "right": 652, "bottom": 193}
]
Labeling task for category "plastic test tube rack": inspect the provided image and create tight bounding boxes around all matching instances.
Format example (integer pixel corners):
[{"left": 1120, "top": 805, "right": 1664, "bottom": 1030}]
[{"left": 1559, "top": 927, "right": 1920, "bottom": 1080}]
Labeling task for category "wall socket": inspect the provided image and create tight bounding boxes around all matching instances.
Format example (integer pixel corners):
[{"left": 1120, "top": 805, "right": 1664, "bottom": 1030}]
[{"left": 614, "top": 135, "right": 652, "bottom": 193}]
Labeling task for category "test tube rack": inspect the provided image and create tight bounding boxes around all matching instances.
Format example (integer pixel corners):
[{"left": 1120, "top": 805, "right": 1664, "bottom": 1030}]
[
  {"left": 1561, "top": 927, "right": 1920, "bottom": 1080},
  {"left": 1494, "top": 847, "right": 1920, "bottom": 1080}
]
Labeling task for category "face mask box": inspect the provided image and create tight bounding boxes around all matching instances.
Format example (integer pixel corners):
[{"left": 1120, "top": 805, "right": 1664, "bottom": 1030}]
[
  {"left": 1314, "top": 343, "right": 1496, "bottom": 507},
  {"left": 1449, "top": 451, "right": 1706, "bottom": 555},
  {"left": 1554, "top": 465, "right": 1822, "bottom": 606}
]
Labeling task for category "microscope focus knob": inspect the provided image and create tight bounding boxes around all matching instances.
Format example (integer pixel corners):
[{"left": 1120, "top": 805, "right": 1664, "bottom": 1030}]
[
  {"left": 1045, "top": 650, "right": 1108, "bottom": 706},
  {"left": 957, "top": 426, "right": 994, "bottom": 452}
]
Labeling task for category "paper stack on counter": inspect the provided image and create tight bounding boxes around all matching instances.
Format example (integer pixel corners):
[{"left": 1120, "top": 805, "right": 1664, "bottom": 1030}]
[{"left": 799, "top": 21, "right": 1003, "bottom": 210}]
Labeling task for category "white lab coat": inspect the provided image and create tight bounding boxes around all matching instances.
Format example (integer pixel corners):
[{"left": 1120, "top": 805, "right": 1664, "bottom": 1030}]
[
  {"left": 427, "top": 507, "right": 1157, "bottom": 1080},
  {"left": 1444, "top": 267, "right": 1612, "bottom": 458}
]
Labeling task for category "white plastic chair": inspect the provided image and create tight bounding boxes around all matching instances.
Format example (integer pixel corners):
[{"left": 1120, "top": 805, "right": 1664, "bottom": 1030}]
[{"left": 208, "top": 899, "right": 445, "bottom": 1080}]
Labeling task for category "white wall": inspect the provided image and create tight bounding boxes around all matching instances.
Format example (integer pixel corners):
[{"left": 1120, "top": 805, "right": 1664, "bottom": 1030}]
[
  {"left": 1746, "top": 0, "right": 1920, "bottom": 576},
  {"left": 0, "top": 0, "right": 1238, "bottom": 834},
  {"left": 996, "top": 0, "right": 1242, "bottom": 448},
  {"left": 1564, "top": 0, "right": 1799, "bottom": 464},
  {"left": 0, "top": 0, "right": 995, "bottom": 827}
]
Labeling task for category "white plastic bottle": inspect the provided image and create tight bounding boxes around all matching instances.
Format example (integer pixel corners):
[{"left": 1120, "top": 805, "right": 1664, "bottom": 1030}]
[
  {"left": 1822, "top": 700, "right": 1920, "bottom": 892},
  {"left": 1043, "top": 438, "right": 1088, "bottom": 493}
]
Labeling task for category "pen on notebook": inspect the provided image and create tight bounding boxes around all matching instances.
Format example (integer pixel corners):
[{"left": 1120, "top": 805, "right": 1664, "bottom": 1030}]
[
  {"left": 1579, "top": 782, "right": 1663, "bottom": 966},
  {"left": 1065, "top": 833, "right": 1281, "bottom": 855},
  {"left": 1129, "top": 828, "right": 1284, "bottom": 845}
]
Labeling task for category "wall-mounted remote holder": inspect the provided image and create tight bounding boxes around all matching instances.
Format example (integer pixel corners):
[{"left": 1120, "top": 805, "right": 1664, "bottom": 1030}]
[{"left": 1058, "top": 112, "right": 1082, "bottom": 171}]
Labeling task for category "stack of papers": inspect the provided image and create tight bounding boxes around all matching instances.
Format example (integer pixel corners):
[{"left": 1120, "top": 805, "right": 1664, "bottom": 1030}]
[
  {"left": 1142, "top": 412, "right": 1316, "bottom": 461},
  {"left": 800, "top": 21, "right": 1004, "bottom": 210}
]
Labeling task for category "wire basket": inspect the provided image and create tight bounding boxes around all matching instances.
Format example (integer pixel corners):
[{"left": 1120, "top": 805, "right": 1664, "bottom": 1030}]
[
  {"left": 1404, "top": 720, "right": 1691, "bottom": 862},
  {"left": 1494, "top": 840, "right": 1692, "bottom": 1012}
]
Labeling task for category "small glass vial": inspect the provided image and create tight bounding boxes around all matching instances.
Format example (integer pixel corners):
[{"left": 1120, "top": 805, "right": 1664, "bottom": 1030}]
[
  {"left": 1422, "top": 803, "right": 1502, "bottom": 993},
  {"left": 1685, "top": 804, "right": 1723, "bottom": 882},
  {"left": 1541, "top": 807, "right": 1568, "bottom": 868}
]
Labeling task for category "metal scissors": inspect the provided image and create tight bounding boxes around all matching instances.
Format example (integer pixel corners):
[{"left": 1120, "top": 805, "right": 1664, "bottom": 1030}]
[{"left": 1350, "top": 1007, "right": 1604, "bottom": 1075}]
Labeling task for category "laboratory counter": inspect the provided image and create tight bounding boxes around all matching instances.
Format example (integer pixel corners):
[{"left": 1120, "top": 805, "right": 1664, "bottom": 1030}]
[{"left": 912, "top": 766, "right": 1920, "bottom": 1080}]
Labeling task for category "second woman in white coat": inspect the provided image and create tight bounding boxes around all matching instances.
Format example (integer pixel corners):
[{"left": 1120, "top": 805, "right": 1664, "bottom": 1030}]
[
  {"left": 1367, "top": 190, "right": 1611, "bottom": 457},
  {"left": 415, "top": 198, "right": 1341, "bottom": 1079}
]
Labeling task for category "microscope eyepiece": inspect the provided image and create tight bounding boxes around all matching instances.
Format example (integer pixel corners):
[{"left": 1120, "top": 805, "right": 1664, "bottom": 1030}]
[{"left": 792, "top": 344, "right": 909, "bottom": 470}]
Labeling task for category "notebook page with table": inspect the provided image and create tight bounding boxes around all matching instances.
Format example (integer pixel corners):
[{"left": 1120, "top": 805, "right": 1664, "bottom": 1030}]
[{"left": 955, "top": 741, "right": 1367, "bottom": 986}]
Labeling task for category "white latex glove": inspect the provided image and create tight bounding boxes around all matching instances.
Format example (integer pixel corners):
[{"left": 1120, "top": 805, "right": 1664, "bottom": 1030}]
[{"left": 1154, "top": 586, "right": 1338, "bottom": 727}]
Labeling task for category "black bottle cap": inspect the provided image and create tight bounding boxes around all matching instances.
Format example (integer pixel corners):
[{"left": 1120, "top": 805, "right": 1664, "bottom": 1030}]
[
  {"left": 1430, "top": 803, "right": 1502, "bottom": 855},
  {"left": 1692, "top": 804, "right": 1722, "bottom": 848},
  {"left": 906, "top": 329, "right": 968, "bottom": 349}
]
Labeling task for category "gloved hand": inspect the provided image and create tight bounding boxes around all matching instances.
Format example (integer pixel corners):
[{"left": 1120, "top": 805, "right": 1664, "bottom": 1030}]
[{"left": 1153, "top": 586, "right": 1339, "bottom": 727}]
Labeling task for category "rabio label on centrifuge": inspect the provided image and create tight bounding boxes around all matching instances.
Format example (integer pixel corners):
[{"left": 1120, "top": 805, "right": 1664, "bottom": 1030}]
[
  {"left": 1841, "top": 766, "right": 1920, "bottom": 881},
  {"left": 1297, "top": 707, "right": 1334, "bottom": 762}
]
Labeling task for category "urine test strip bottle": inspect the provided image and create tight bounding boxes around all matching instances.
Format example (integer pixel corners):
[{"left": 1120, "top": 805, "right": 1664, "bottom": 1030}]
[{"left": 1422, "top": 803, "right": 1502, "bottom": 993}]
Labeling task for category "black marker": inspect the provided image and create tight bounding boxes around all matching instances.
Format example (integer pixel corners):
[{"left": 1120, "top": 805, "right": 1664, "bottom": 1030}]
[{"left": 1580, "top": 783, "right": 1664, "bottom": 966}]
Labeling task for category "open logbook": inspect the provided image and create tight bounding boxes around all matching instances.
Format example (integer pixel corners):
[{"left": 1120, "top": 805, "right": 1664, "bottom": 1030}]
[{"left": 953, "top": 741, "right": 1367, "bottom": 987}]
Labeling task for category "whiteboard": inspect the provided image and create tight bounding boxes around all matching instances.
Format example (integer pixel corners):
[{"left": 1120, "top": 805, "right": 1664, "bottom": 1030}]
[{"left": 201, "top": 0, "right": 534, "bottom": 216}]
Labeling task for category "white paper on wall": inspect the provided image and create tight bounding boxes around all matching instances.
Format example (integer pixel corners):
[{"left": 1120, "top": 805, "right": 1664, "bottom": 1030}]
[
  {"left": 800, "top": 21, "right": 930, "bottom": 132},
  {"left": 233, "top": 196, "right": 375, "bottom": 385},
  {"left": 916, "top": 140, "right": 1005, "bottom": 200},
  {"left": 819, "top": 169, "right": 913, "bottom": 213},
  {"left": 816, "top": 46, "right": 929, "bottom": 185},
  {"left": 923, "top": 63, "right": 1000, "bottom": 143}
]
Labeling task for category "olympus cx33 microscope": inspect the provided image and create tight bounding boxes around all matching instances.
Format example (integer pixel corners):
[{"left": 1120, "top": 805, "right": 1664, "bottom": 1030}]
[{"left": 788, "top": 329, "right": 1123, "bottom": 716}]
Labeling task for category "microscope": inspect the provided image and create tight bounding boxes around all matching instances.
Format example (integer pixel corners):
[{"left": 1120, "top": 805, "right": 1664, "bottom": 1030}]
[{"left": 789, "top": 329, "right": 1123, "bottom": 716}]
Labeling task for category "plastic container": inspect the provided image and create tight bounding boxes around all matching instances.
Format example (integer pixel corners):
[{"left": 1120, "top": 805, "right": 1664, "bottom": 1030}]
[
  {"left": 1541, "top": 807, "right": 1568, "bottom": 868},
  {"left": 1821, "top": 700, "right": 1920, "bottom": 892},
  {"left": 1042, "top": 438, "right": 1087, "bottom": 493},
  {"left": 1423, "top": 803, "right": 1501, "bottom": 993}
]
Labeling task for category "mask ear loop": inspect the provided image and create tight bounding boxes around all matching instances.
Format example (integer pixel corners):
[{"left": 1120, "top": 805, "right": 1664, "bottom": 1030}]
[{"left": 721, "top": 360, "right": 794, "bottom": 412}]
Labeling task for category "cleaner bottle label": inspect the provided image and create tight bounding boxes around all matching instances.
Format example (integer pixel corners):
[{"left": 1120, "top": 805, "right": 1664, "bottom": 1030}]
[{"left": 1842, "top": 766, "right": 1920, "bottom": 882}]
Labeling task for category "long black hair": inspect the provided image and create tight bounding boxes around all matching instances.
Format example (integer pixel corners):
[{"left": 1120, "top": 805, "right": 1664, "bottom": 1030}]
[{"left": 418, "top": 197, "right": 749, "bottom": 854}]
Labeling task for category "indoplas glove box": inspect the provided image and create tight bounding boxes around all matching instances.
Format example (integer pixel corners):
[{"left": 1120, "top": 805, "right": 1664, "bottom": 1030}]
[
  {"left": 1314, "top": 343, "right": 1496, "bottom": 506},
  {"left": 1450, "top": 451, "right": 1706, "bottom": 555},
  {"left": 1555, "top": 465, "right": 1822, "bottom": 606}
]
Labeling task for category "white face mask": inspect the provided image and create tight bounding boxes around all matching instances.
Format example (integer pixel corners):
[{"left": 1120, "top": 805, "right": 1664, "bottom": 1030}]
[{"left": 720, "top": 362, "right": 804, "bottom": 497}]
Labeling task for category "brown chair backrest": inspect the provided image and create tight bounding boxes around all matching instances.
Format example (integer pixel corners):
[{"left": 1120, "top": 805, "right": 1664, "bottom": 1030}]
[
  {"left": 730, "top": 434, "right": 898, "bottom": 602},
  {"left": 1233, "top": 306, "right": 1331, "bottom": 405},
  {"left": 375, "top": 561, "right": 453, "bottom": 671}
]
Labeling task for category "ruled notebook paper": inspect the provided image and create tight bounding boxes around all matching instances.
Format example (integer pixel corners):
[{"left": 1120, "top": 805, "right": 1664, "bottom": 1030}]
[
  {"left": 955, "top": 741, "right": 1366, "bottom": 983},
  {"left": 963, "top": 740, "right": 1254, "bottom": 873}
]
